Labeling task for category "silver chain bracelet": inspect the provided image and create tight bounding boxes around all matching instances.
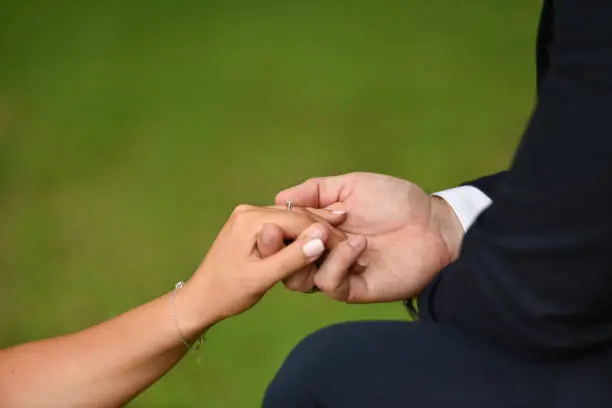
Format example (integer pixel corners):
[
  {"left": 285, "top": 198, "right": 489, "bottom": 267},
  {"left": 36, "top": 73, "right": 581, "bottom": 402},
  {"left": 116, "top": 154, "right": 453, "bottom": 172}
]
[{"left": 171, "top": 281, "right": 205, "bottom": 362}]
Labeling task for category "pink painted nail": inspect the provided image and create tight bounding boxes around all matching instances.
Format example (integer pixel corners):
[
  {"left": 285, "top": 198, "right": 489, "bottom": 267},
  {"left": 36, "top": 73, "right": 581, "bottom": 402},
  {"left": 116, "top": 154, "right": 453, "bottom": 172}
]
[{"left": 302, "top": 239, "right": 325, "bottom": 257}]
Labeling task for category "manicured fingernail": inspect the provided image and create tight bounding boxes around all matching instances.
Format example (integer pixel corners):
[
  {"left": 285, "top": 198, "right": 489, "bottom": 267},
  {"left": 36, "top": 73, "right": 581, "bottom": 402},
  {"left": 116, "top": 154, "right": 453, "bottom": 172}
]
[
  {"left": 327, "top": 209, "right": 347, "bottom": 215},
  {"left": 348, "top": 235, "right": 365, "bottom": 248},
  {"left": 303, "top": 239, "right": 325, "bottom": 257}
]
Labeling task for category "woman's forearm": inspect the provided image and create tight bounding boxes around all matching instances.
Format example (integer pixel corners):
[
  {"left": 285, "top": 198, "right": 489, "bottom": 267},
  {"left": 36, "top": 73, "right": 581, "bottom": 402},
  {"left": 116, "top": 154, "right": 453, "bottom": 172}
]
[
  {"left": 0, "top": 285, "right": 216, "bottom": 407},
  {"left": 0, "top": 206, "right": 344, "bottom": 407}
]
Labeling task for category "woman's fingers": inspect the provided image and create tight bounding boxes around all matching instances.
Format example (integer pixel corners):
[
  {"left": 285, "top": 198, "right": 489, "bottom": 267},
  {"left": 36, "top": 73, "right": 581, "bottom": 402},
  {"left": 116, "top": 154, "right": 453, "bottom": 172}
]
[
  {"left": 255, "top": 223, "right": 317, "bottom": 292},
  {"left": 257, "top": 207, "right": 347, "bottom": 249},
  {"left": 313, "top": 235, "right": 367, "bottom": 301},
  {"left": 261, "top": 223, "right": 328, "bottom": 282},
  {"left": 266, "top": 204, "right": 347, "bottom": 226}
]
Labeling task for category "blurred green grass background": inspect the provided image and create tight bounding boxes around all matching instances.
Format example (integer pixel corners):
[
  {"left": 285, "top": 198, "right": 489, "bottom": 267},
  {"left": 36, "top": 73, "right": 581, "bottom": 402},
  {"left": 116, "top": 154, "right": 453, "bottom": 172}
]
[{"left": 0, "top": 1, "right": 539, "bottom": 406}]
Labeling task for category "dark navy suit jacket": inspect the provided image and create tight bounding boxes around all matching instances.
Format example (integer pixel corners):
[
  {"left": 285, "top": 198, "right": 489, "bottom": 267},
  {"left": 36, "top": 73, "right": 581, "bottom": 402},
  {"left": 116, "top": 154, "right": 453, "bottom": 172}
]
[{"left": 420, "top": 0, "right": 612, "bottom": 359}]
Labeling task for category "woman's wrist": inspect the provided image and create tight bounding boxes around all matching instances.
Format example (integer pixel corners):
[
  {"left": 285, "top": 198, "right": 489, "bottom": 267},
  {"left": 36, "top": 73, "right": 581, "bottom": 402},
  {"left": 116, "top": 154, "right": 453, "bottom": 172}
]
[{"left": 172, "top": 281, "right": 220, "bottom": 343}]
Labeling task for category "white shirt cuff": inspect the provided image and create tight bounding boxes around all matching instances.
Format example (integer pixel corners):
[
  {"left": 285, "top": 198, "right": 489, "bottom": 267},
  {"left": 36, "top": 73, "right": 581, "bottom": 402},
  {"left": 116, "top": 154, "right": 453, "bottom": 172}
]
[{"left": 433, "top": 186, "right": 492, "bottom": 232}]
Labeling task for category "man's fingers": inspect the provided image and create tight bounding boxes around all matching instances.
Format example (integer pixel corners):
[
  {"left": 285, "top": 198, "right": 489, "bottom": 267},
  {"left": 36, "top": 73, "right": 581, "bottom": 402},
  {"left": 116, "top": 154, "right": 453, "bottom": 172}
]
[
  {"left": 275, "top": 175, "right": 349, "bottom": 208},
  {"left": 305, "top": 207, "right": 348, "bottom": 226},
  {"left": 256, "top": 223, "right": 284, "bottom": 258},
  {"left": 282, "top": 265, "right": 317, "bottom": 292},
  {"left": 313, "top": 235, "right": 367, "bottom": 301},
  {"left": 262, "top": 223, "right": 328, "bottom": 281},
  {"left": 275, "top": 180, "right": 321, "bottom": 207}
]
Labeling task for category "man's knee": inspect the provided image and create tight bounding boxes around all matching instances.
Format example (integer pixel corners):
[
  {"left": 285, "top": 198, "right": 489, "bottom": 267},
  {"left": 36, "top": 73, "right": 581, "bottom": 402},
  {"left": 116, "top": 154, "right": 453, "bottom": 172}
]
[{"left": 263, "top": 322, "right": 363, "bottom": 407}]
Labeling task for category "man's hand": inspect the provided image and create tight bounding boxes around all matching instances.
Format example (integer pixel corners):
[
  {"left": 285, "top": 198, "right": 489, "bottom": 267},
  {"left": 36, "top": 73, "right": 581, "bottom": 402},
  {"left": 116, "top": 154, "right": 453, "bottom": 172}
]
[{"left": 275, "top": 172, "right": 464, "bottom": 303}]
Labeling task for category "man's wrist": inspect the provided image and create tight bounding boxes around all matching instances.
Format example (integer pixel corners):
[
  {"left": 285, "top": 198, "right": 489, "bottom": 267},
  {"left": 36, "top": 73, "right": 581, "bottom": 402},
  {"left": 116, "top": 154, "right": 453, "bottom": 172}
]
[
  {"left": 432, "top": 185, "right": 492, "bottom": 232},
  {"left": 429, "top": 196, "right": 464, "bottom": 263}
]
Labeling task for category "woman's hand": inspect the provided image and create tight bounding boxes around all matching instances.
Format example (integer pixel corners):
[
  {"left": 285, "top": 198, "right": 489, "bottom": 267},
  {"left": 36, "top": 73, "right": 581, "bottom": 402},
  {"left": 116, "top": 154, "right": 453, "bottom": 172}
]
[
  {"left": 175, "top": 205, "right": 353, "bottom": 337},
  {"left": 258, "top": 206, "right": 370, "bottom": 301},
  {"left": 0, "top": 204, "right": 352, "bottom": 408}
]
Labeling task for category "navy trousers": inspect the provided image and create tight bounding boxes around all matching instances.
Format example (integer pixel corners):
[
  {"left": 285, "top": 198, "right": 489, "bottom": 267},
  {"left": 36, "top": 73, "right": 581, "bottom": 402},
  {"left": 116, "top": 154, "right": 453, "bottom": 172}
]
[{"left": 263, "top": 321, "right": 612, "bottom": 407}]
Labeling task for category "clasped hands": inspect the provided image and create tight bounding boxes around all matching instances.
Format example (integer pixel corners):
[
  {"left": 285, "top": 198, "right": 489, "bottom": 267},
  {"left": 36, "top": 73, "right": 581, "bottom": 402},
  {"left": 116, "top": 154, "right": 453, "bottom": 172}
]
[{"left": 183, "top": 172, "right": 464, "bottom": 328}]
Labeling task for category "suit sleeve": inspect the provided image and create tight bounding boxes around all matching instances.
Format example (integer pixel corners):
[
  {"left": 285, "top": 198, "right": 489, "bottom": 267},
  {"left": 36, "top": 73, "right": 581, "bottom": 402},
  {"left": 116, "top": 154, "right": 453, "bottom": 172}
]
[
  {"left": 433, "top": 172, "right": 508, "bottom": 232},
  {"left": 462, "top": 172, "right": 507, "bottom": 199},
  {"left": 418, "top": 0, "right": 612, "bottom": 357}
]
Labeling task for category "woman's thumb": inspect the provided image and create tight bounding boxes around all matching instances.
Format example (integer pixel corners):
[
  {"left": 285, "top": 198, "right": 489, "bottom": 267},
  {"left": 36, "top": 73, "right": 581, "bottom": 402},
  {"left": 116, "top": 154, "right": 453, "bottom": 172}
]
[{"left": 262, "top": 223, "right": 328, "bottom": 281}]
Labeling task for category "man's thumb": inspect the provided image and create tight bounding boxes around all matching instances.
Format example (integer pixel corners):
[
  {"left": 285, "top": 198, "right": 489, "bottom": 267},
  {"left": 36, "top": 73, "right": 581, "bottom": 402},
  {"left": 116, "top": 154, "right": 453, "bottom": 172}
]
[{"left": 275, "top": 176, "right": 348, "bottom": 208}]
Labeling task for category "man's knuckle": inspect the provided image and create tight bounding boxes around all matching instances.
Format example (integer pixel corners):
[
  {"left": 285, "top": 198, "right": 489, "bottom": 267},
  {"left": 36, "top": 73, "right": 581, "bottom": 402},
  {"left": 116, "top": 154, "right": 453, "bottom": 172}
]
[
  {"left": 284, "top": 281, "right": 301, "bottom": 291},
  {"left": 313, "top": 275, "right": 325, "bottom": 289},
  {"left": 284, "top": 278, "right": 305, "bottom": 291},
  {"left": 285, "top": 269, "right": 314, "bottom": 290},
  {"left": 314, "top": 277, "right": 333, "bottom": 292}
]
